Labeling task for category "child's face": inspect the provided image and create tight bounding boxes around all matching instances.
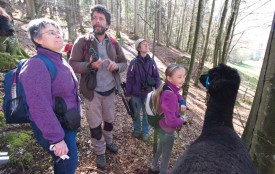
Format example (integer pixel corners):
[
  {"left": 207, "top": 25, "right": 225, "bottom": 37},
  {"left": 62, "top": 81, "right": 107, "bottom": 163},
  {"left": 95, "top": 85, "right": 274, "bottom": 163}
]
[{"left": 167, "top": 69, "right": 186, "bottom": 87}]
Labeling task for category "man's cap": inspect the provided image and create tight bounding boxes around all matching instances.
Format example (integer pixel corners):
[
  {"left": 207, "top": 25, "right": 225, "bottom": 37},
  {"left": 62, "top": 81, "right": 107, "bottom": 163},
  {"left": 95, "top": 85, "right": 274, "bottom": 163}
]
[{"left": 135, "top": 38, "right": 146, "bottom": 51}]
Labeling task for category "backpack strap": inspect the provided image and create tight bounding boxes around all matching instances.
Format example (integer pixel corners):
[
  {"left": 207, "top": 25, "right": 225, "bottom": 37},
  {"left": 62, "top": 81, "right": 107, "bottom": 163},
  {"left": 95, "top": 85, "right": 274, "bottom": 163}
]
[
  {"left": 82, "top": 35, "right": 93, "bottom": 61},
  {"left": 110, "top": 37, "right": 119, "bottom": 55},
  {"left": 34, "top": 54, "right": 57, "bottom": 82},
  {"left": 81, "top": 35, "right": 119, "bottom": 62},
  {"left": 162, "top": 84, "right": 173, "bottom": 92}
]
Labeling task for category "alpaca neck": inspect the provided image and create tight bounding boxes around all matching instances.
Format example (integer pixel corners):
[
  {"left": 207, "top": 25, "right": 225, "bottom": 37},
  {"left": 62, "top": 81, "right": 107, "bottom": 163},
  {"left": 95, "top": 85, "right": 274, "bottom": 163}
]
[{"left": 202, "top": 93, "right": 237, "bottom": 132}]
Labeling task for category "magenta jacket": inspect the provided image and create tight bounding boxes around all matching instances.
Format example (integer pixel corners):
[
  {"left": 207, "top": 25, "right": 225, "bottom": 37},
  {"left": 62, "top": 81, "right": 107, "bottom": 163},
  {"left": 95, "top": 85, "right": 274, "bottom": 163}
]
[
  {"left": 158, "top": 81, "right": 186, "bottom": 133},
  {"left": 20, "top": 47, "right": 80, "bottom": 144}
]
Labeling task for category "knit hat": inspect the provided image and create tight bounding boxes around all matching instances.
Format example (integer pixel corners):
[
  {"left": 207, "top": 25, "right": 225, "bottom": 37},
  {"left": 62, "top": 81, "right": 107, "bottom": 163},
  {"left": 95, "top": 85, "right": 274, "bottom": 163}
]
[{"left": 135, "top": 38, "right": 146, "bottom": 51}]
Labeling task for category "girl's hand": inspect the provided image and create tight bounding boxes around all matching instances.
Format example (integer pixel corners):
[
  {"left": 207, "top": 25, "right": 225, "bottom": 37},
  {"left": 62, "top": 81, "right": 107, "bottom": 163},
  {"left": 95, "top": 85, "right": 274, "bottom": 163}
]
[
  {"left": 126, "top": 96, "right": 131, "bottom": 101},
  {"left": 180, "top": 105, "right": 187, "bottom": 113},
  {"left": 53, "top": 140, "right": 68, "bottom": 157}
]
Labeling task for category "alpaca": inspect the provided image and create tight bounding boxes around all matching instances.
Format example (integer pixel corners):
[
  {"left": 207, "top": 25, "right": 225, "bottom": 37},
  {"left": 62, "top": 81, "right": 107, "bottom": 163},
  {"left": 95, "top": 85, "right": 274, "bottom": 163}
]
[
  {"left": 171, "top": 64, "right": 256, "bottom": 174},
  {"left": 0, "top": 7, "right": 14, "bottom": 36}
]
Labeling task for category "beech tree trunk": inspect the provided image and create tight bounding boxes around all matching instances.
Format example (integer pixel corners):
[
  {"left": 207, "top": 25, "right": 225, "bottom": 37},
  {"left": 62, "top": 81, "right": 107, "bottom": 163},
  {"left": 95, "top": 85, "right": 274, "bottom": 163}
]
[
  {"left": 242, "top": 13, "right": 275, "bottom": 174},
  {"left": 183, "top": 0, "right": 204, "bottom": 99}
]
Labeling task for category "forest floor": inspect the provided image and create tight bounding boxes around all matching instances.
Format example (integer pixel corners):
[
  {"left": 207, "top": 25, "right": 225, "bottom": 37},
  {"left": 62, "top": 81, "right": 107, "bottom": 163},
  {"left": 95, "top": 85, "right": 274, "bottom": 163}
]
[{"left": 0, "top": 5, "right": 252, "bottom": 174}]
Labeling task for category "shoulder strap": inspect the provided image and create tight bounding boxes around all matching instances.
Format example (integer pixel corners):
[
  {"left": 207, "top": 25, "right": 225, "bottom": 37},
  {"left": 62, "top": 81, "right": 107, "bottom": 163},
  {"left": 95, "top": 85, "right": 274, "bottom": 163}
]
[
  {"left": 110, "top": 37, "right": 119, "bottom": 55},
  {"left": 81, "top": 35, "right": 119, "bottom": 60},
  {"left": 35, "top": 54, "right": 57, "bottom": 82},
  {"left": 162, "top": 84, "right": 173, "bottom": 92},
  {"left": 82, "top": 35, "right": 93, "bottom": 61}
]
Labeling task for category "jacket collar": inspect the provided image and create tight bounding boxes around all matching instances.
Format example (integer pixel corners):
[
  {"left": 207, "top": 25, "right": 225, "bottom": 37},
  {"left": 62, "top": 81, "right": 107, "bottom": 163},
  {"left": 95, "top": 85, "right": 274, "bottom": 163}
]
[
  {"left": 37, "top": 47, "right": 63, "bottom": 61},
  {"left": 166, "top": 80, "right": 181, "bottom": 93}
]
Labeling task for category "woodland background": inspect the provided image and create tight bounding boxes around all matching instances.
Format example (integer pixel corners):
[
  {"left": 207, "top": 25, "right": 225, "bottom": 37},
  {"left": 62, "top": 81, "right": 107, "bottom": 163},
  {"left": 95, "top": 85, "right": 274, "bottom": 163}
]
[{"left": 0, "top": 0, "right": 275, "bottom": 173}]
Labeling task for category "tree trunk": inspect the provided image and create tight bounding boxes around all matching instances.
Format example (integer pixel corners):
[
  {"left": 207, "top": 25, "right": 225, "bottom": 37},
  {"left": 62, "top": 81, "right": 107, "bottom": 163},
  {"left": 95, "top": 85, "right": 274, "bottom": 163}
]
[
  {"left": 186, "top": 0, "right": 198, "bottom": 53},
  {"left": 156, "top": 0, "right": 162, "bottom": 45},
  {"left": 65, "top": 0, "right": 77, "bottom": 42},
  {"left": 242, "top": 13, "right": 275, "bottom": 174},
  {"left": 95, "top": 0, "right": 104, "bottom": 4},
  {"left": 134, "top": 0, "right": 138, "bottom": 37},
  {"left": 26, "top": 0, "right": 36, "bottom": 19},
  {"left": 176, "top": 1, "right": 187, "bottom": 49},
  {"left": 222, "top": 0, "right": 240, "bottom": 63},
  {"left": 115, "top": 0, "right": 121, "bottom": 38},
  {"left": 183, "top": 0, "right": 204, "bottom": 99},
  {"left": 144, "top": 0, "right": 148, "bottom": 39},
  {"left": 194, "top": 0, "right": 215, "bottom": 86},
  {"left": 213, "top": 0, "right": 229, "bottom": 67}
]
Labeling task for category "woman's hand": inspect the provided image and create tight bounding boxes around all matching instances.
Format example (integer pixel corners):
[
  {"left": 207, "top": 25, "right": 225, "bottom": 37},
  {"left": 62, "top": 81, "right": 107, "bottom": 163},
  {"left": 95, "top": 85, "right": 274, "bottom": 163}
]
[{"left": 53, "top": 140, "right": 68, "bottom": 157}]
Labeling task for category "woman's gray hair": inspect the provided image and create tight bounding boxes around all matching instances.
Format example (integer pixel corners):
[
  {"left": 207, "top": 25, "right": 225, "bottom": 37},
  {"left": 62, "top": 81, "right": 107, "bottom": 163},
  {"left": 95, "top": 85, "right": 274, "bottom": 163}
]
[{"left": 28, "top": 18, "right": 61, "bottom": 47}]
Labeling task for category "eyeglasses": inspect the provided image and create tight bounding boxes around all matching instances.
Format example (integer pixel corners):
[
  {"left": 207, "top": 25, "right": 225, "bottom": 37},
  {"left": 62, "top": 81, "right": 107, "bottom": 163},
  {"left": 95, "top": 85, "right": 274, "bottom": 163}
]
[{"left": 41, "top": 30, "right": 62, "bottom": 36}]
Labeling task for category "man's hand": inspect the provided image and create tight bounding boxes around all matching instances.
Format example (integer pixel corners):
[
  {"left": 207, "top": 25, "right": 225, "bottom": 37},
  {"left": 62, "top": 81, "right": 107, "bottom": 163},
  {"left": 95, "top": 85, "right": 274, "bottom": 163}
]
[
  {"left": 126, "top": 96, "right": 131, "bottom": 101},
  {"left": 107, "top": 60, "right": 119, "bottom": 71},
  {"left": 90, "top": 59, "right": 104, "bottom": 69},
  {"left": 53, "top": 140, "right": 68, "bottom": 157}
]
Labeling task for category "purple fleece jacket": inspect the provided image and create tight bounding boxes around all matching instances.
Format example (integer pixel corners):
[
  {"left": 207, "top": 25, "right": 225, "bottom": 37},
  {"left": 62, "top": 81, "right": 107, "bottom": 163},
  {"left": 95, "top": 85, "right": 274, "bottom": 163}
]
[
  {"left": 158, "top": 81, "right": 185, "bottom": 133},
  {"left": 20, "top": 47, "right": 80, "bottom": 144},
  {"left": 126, "top": 54, "right": 160, "bottom": 98}
]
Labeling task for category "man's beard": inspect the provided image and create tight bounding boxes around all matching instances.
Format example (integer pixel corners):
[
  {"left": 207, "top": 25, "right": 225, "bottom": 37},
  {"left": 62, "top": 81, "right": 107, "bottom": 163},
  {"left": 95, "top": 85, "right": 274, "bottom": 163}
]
[{"left": 93, "top": 26, "right": 106, "bottom": 35}]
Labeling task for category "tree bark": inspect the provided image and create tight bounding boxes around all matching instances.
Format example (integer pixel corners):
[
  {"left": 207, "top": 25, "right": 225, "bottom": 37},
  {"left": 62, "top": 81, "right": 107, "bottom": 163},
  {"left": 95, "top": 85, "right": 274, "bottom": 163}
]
[
  {"left": 26, "top": 0, "right": 36, "bottom": 19},
  {"left": 213, "top": 0, "right": 229, "bottom": 67},
  {"left": 242, "top": 13, "right": 275, "bottom": 174},
  {"left": 222, "top": 0, "right": 240, "bottom": 63},
  {"left": 186, "top": 0, "right": 198, "bottom": 53},
  {"left": 194, "top": 0, "right": 215, "bottom": 86},
  {"left": 183, "top": 0, "right": 204, "bottom": 99},
  {"left": 144, "top": 0, "right": 148, "bottom": 39},
  {"left": 134, "top": 0, "right": 138, "bottom": 37}
]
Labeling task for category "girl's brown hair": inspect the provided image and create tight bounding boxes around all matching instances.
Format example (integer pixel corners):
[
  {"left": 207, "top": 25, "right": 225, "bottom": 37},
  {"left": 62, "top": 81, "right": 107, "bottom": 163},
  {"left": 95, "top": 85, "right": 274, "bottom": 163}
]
[{"left": 152, "top": 64, "right": 186, "bottom": 113}]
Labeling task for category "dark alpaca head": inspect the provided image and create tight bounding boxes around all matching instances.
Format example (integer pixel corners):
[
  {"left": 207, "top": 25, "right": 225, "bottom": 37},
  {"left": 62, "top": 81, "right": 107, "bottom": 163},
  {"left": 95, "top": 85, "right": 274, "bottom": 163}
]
[
  {"left": 199, "top": 63, "right": 240, "bottom": 98},
  {"left": 0, "top": 7, "right": 14, "bottom": 36},
  {"left": 199, "top": 63, "right": 241, "bottom": 129}
]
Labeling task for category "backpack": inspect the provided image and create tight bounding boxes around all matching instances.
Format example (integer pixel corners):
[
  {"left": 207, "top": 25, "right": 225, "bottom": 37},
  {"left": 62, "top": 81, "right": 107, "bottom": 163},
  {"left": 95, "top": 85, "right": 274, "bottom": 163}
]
[
  {"left": 145, "top": 84, "right": 173, "bottom": 128},
  {"left": 3, "top": 54, "right": 56, "bottom": 124}
]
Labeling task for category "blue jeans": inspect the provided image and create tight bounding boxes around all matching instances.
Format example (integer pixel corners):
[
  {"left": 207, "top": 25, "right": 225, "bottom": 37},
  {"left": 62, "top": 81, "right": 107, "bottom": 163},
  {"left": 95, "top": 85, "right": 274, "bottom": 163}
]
[
  {"left": 31, "top": 122, "right": 78, "bottom": 174},
  {"left": 131, "top": 96, "right": 150, "bottom": 137},
  {"left": 151, "top": 128, "right": 175, "bottom": 174}
]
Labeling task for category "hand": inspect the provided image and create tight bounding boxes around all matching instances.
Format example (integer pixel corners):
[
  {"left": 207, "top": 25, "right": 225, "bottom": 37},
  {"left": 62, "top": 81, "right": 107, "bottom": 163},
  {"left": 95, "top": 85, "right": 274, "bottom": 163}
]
[
  {"left": 126, "top": 96, "right": 131, "bottom": 101},
  {"left": 53, "top": 140, "right": 68, "bottom": 157},
  {"left": 180, "top": 105, "right": 187, "bottom": 113},
  {"left": 107, "top": 60, "right": 119, "bottom": 71},
  {"left": 90, "top": 59, "right": 104, "bottom": 69}
]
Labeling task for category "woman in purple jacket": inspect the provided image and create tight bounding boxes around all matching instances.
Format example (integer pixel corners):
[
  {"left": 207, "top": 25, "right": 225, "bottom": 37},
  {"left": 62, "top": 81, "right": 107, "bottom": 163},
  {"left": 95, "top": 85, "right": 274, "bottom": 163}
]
[
  {"left": 126, "top": 39, "right": 160, "bottom": 142},
  {"left": 20, "top": 18, "right": 79, "bottom": 174},
  {"left": 148, "top": 64, "right": 187, "bottom": 174}
]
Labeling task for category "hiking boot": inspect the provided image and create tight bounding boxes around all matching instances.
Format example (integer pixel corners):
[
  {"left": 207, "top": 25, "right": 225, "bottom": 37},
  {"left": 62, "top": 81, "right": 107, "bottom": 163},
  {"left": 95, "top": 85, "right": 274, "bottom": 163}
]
[
  {"left": 106, "top": 143, "right": 118, "bottom": 153},
  {"left": 134, "top": 132, "right": 141, "bottom": 139},
  {"left": 148, "top": 167, "right": 160, "bottom": 174},
  {"left": 96, "top": 154, "right": 106, "bottom": 170},
  {"left": 143, "top": 135, "right": 149, "bottom": 143}
]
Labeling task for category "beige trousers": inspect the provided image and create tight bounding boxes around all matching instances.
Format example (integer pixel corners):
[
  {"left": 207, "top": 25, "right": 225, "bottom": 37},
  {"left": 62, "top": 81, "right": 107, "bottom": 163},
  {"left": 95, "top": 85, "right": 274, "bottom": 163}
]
[{"left": 84, "top": 91, "right": 116, "bottom": 155}]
